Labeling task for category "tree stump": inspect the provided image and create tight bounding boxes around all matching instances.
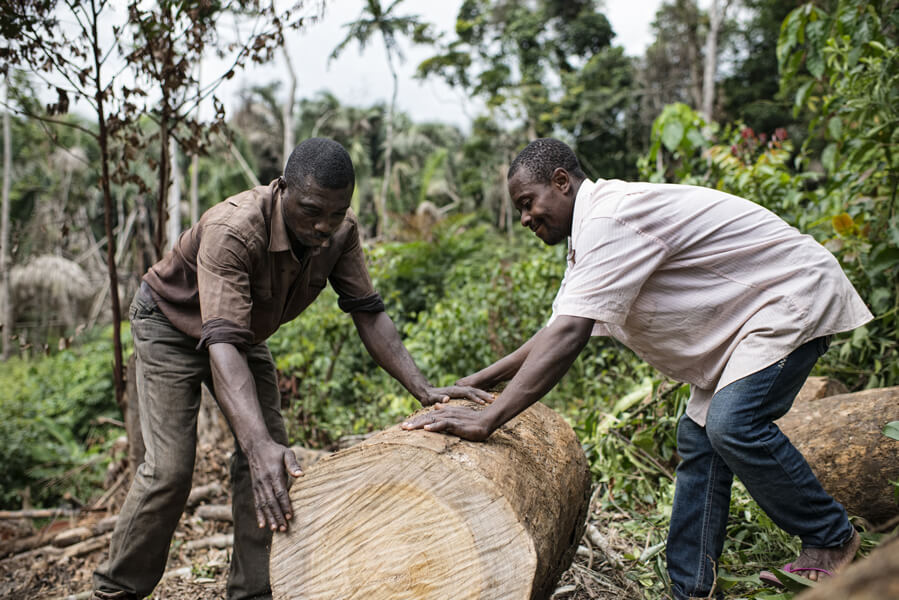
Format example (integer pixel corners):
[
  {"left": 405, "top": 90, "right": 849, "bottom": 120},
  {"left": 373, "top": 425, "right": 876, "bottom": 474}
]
[
  {"left": 270, "top": 401, "right": 591, "bottom": 600},
  {"left": 797, "top": 535, "right": 899, "bottom": 600},
  {"left": 778, "top": 387, "right": 899, "bottom": 525}
]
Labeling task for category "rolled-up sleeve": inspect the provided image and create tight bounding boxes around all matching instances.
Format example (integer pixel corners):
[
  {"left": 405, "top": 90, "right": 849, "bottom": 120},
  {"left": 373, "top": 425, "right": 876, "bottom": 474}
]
[
  {"left": 554, "top": 216, "right": 669, "bottom": 325},
  {"left": 328, "top": 216, "right": 384, "bottom": 313},
  {"left": 196, "top": 223, "right": 256, "bottom": 350}
]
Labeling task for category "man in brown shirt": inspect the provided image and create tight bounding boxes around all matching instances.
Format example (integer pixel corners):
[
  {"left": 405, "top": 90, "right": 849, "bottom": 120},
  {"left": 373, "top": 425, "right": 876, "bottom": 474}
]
[{"left": 92, "top": 138, "right": 490, "bottom": 600}]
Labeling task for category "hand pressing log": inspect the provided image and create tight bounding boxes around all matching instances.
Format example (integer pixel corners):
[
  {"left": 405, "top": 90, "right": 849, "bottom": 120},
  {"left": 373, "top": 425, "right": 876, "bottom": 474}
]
[{"left": 270, "top": 401, "right": 591, "bottom": 600}]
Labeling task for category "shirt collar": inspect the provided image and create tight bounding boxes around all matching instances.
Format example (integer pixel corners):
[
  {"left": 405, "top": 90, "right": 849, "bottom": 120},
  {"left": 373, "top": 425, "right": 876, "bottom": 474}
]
[{"left": 570, "top": 178, "right": 595, "bottom": 245}]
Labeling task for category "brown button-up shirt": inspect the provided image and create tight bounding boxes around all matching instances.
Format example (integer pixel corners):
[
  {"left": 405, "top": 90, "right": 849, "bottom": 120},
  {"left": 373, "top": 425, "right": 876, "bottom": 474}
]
[{"left": 143, "top": 179, "right": 381, "bottom": 349}]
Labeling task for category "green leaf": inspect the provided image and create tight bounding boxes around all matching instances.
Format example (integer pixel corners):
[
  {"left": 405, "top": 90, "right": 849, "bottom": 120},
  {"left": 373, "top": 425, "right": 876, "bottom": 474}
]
[
  {"left": 661, "top": 120, "right": 685, "bottom": 152},
  {"left": 869, "top": 245, "right": 899, "bottom": 276},
  {"left": 822, "top": 143, "right": 838, "bottom": 172},
  {"left": 828, "top": 116, "right": 843, "bottom": 140},
  {"left": 795, "top": 79, "right": 815, "bottom": 110},
  {"left": 884, "top": 421, "right": 899, "bottom": 441}
]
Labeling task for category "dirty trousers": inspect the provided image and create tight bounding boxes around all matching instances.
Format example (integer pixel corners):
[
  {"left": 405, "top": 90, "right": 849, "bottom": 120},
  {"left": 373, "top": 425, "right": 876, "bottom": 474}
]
[{"left": 93, "top": 285, "right": 288, "bottom": 600}]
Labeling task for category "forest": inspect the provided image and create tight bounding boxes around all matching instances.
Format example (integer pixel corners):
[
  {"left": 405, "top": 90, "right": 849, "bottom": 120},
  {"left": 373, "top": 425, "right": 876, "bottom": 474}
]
[{"left": 0, "top": 0, "right": 897, "bottom": 598}]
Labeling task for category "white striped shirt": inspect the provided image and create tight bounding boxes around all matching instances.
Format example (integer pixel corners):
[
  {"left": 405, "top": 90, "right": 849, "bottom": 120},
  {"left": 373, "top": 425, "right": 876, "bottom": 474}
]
[{"left": 549, "top": 178, "right": 872, "bottom": 425}]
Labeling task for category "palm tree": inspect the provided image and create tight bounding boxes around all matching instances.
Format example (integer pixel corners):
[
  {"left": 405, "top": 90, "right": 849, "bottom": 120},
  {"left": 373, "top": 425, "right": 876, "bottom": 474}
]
[{"left": 329, "top": 0, "right": 433, "bottom": 239}]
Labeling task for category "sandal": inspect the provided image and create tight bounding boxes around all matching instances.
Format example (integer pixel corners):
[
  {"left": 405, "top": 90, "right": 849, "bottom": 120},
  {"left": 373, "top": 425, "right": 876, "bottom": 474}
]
[{"left": 759, "top": 562, "right": 832, "bottom": 588}]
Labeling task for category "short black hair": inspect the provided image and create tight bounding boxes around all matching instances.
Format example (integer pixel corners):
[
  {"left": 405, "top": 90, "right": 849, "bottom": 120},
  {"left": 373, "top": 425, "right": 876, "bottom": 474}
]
[
  {"left": 284, "top": 138, "right": 355, "bottom": 191},
  {"left": 508, "top": 138, "right": 586, "bottom": 185}
]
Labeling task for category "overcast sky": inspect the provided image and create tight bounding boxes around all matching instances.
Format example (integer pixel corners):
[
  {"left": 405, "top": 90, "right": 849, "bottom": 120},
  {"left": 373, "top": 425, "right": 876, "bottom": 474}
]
[{"left": 215, "top": 0, "right": 667, "bottom": 130}]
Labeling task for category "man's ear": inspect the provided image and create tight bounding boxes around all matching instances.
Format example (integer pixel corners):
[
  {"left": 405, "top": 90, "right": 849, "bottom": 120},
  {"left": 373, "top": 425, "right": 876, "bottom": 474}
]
[
  {"left": 551, "top": 167, "right": 571, "bottom": 194},
  {"left": 277, "top": 176, "right": 288, "bottom": 191}
]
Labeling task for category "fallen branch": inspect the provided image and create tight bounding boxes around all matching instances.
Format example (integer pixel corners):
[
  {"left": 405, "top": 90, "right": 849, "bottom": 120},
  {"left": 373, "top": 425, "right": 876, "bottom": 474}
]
[
  {"left": 584, "top": 523, "right": 624, "bottom": 569},
  {"left": 186, "top": 482, "right": 223, "bottom": 508},
  {"left": 62, "top": 532, "right": 111, "bottom": 558},
  {"left": 90, "top": 470, "right": 128, "bottom": 511},
  {"left": 52, "top": 565, "right": 193, "bottom": 600},
  {"left": 52, "top": 515, "right": 118, "bottom": 547},
  {"left": 194, "top": 504, "right": 232, "bottom": 522},
  {"left": 183, "top": 533, "right": 233, "bottom": 551},
  {"left": 0, "top": 508, "right": 78, "bottom": 520}
]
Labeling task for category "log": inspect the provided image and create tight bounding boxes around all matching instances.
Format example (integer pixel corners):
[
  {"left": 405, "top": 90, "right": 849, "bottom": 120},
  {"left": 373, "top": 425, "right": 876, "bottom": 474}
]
[
  {"left": 270, "top": 401, "right": 591, "bottom": 600},
  {"left": 794, "top": 376, "right": 849, "bottom": 405},
  {"left": 797, "top": 535, "right": 899, "bottom": 600},
  {"left": 194, "top": 504, "right": 233, "bottom": 522},
  {"left": 186, "top": 482, "right": 224, "bottom": 508},
  {"left": 778, "top": 387, "right": 899, "bottom": 525}
]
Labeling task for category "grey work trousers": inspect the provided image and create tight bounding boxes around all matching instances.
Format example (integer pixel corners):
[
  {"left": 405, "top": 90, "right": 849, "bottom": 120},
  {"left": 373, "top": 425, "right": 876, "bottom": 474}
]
[{"left": 93, "top": 284, "right": 287, "bottom": 600}]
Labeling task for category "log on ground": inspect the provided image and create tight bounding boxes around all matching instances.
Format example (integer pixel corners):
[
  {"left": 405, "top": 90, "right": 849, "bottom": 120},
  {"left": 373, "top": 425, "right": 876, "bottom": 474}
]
[
  {"left": 270, "top": 401, "right": 591, "bottom": 600},
  {"left": 777, "top": 386, "right": 899, "bottom": 525},
  {"left": 797, "top": 535, "right": 899, "bottom": 600}
]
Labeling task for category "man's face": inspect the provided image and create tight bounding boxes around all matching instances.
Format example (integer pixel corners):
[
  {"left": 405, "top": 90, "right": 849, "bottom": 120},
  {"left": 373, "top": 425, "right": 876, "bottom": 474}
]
[
  {"left": 282, "top": 179, "right": 352, "bottom": 247},
  {"left": 508, "top": 168, "right": 574, "bottom": 245}
]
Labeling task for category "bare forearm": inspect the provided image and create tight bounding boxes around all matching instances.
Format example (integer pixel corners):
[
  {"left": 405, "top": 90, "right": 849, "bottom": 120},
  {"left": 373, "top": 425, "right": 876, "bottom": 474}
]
[
  {"left": 402, "top": 315, "right": 595, "bottom": 441},
  {"left": 352, "top": 311, "right": 429, "bottom": 401},
  {"left": 208, "top": 343, "right": 270, "bottom": 452},
  {"left": 459, "top": 330, "right": 543, "bottom": 389},
  {"left": 480, "top": 318, "right": 592, "bottom": 431}
]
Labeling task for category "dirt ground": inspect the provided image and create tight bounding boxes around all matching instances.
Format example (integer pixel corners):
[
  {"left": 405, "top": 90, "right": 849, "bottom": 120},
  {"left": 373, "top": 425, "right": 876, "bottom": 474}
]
[{"left": 0, "top": 437, "right": 639, "bottom": 600}]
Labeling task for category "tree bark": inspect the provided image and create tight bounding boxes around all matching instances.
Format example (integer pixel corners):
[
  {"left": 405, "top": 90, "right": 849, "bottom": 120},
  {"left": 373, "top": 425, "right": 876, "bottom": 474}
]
[
  {"left": 778, "top": 386, "right": 899, "bottom": 525},
  {"left": 376, "top": 49, "right": 398, "bottom": 239},
  {"left": 90, "top": 0, "right": 125, "bottom": 410},
  {"left": 166, "top": 136, "right": 181, "bottom": 251},
  {"left": 797, "top": 535, "right": 899, "bottom": 600},
  {"left": 270, "top": 401, "right": 591, "bottom": 600},
  {"left": 281, "top": 41, "right": 297, "bottom": 168},
  {"left": 1, "top": 82, "right": 12, "bottom": 360},
  {"left": 701, "top": 0, "right": 731, "bottom": 122}
]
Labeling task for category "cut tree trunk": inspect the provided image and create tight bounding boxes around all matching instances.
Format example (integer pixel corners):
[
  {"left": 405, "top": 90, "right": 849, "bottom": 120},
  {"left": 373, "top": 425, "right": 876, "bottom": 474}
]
[
  {"left": 270, "top": 401, "right": 591, "bottom": 600},
  {"left": 797, "top": 535, "right": 899, "bottom": 600},
  {"left": 778, "top": 386, "right": 899, "bottom": 525}
]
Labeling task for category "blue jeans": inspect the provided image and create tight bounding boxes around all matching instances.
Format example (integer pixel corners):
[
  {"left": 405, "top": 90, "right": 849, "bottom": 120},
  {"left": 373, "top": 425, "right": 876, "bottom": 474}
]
[{"left": 666, "top": 336, "right": 855, "bottom": 599}]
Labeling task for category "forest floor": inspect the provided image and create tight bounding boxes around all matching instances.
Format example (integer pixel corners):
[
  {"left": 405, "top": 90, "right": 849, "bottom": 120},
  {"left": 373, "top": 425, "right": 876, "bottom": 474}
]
[{"left": 0, "top": 434, "right": 640, "bottom": 600}]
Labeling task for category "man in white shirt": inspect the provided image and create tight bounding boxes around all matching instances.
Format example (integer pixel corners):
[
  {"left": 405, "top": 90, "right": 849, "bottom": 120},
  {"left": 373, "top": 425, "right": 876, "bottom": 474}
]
[{"left": 403, "top": 138, "right": 871, "bottom": 599}]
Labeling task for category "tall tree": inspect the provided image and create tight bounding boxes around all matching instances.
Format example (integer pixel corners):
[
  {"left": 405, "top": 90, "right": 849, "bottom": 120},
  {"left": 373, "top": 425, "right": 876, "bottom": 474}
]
[
  {"left": 701, "top": 0, "right": 734, "bottom": 121},
  {"left": 1, "top": 81, "right": 10, "bottom": 360},
  {"left": 720, "top": 0, "right": 805, "bottom": 133},
  {"left": 418, "top": 0, "right": 639, "bottom": 180},
  {"left": 124, "top": 0, "right": 302, "bottom": 258},
  {"left": 330, "top": 0, "right": 435, "bottom": 238}
]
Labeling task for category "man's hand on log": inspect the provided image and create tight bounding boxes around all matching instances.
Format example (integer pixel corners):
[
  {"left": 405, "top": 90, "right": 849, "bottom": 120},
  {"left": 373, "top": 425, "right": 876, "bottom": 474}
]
[
  {"left": 247, "top": 440, "right": 304, "bottom": 532},
  {"left": 419, "top": 385, "right": 494, "bottom": 406},
  {"left": 402, "top": 403, "right": 494, "bottom": 441}
]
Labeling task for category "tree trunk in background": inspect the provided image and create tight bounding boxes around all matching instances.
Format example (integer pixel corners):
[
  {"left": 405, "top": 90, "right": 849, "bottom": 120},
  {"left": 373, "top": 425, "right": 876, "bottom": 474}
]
[
  {"left": 167, "top": 137, "right": 181, "bottom": 251},
  {"left": 376, "top": 51, "right": 398, "bottom": 239},
  {"left": 798, "top": 535, "right": 899, "bottom": 600},
  {"left": 701, "top": 0, "right": 730, "bottom": 122},
  {"left": 281, "top": 42, "right": 296, "bottom": 169},
  {"left": 778, "top": 386, "right": 899, "bottom": 525},
  {"left": 90, "top": 0, "right": 125, "bottom": 409},
  {"left": 1, "top": 83, "right": 12, "bottom": 360},
  {"left": 270, "top": 401, "right": 591, "bottom": 600},
  {"left": 190, "top": 153, "right": 199, "bottom": 226}
]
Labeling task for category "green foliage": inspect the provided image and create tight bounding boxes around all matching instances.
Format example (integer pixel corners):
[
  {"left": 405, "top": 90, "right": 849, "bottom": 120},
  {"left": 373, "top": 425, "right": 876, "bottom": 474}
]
[{"left": 0, "top": 326, "right": 129, "bottom": 508}]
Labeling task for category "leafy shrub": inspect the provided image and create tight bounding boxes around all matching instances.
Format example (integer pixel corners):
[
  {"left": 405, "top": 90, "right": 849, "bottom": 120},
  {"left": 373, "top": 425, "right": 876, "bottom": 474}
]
[{"left": 0, "top": 326, "right": 128, "bottom": 508}]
